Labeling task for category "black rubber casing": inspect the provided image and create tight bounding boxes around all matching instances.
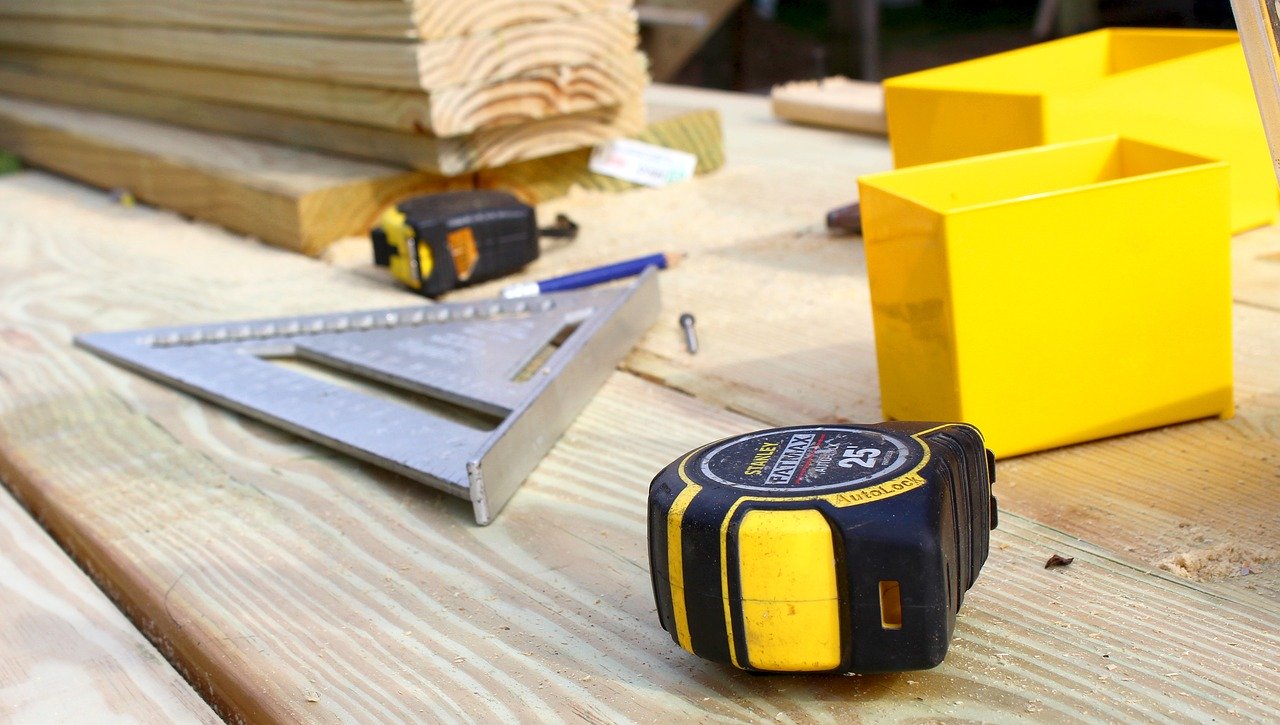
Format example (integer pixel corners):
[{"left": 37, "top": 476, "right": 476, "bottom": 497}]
[
  {"left": 648, "top": 421, "right": 997, "bottom": 674},
  {"left": 371, "top": 190, "right": 539, "bottom": 297}
]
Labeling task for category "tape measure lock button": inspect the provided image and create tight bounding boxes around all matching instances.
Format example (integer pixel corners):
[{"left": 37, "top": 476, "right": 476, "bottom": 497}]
[
  {"left": 648, "top": 422, "right": 997, "bottom": 674},
  {"left": 735, "top": 508, "right": 843, "bottom": 672}
]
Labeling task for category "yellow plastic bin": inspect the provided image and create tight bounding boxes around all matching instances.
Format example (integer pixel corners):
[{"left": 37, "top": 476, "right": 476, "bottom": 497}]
[
  {"left": 884, "top": 28, "right": 1275, "bottom": 233},
  {"left": 857, "top": 136, "right": 1233, "bottom": 458}
]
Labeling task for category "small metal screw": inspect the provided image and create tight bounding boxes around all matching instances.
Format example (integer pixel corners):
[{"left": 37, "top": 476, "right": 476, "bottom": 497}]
[{"left": 679, "top": 313, "right": 698, "bottom": 354}]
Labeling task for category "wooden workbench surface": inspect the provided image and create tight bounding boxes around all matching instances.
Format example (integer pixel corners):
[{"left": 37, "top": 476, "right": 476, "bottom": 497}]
[{"left": 1, "top": 85, "right": 1278, "bottom": 721}]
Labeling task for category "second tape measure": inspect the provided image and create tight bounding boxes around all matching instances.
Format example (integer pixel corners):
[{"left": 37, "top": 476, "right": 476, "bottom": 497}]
[
  {"left": 648, "top": 421, "right": 996, "bottom": 674},
  {"left": 371, "top": 190, "right": 576, "bottom": 297}
]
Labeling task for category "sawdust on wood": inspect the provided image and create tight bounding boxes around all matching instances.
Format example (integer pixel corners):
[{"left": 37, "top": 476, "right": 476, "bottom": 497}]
[{"left": 1158, "top": 544, "right": 1277, "bottom": 581}]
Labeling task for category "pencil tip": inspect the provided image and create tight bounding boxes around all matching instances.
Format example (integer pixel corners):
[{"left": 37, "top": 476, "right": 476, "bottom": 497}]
[{"left": 665, "top": 252, "right": 687, "bottom": 267}]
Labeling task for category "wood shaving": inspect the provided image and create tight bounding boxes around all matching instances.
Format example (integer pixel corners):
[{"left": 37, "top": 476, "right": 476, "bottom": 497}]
[{"left": 1157, "top": 543, "right": 1276, "bottom": 581}]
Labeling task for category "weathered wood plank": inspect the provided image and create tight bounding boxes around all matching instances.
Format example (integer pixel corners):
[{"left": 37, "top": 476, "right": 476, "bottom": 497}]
[
  {"left": 1, "top": 161, "right": 1279, "bottom": 721},
  {"left": 0, "top": 12, "right": 638, "bottom": 91},
  {"left": 0, "top": 74, "right": 646, "bottom": 175},
  {"left": 0, "top": 48, "right": 649, "bottom": 137},
  {"left": 0, "top": 485, "right": 219, "bottom": 722},
  {"left": 0, "top": 0, "right": 625, "bottom": 41},
  {"left": 0, "top": 96, "right": 456, "bottom": 255}
]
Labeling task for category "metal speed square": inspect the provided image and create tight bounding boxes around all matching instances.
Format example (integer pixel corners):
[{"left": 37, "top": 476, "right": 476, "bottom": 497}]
[{"left": 75, "top": 269, "right": 660, "bottom": 524}]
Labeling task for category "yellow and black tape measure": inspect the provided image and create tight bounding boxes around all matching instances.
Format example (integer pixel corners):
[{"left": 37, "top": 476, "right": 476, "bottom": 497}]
[
  {"left": 371, "top": 190, "right": 577, "bottom": 298},
  {"left": 647, "top": 421, "right": 996, "bottom": 674}
]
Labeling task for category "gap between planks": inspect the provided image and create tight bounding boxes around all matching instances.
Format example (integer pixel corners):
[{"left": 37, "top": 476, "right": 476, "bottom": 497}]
[{"left": 0, "top": 479, "right": 218, "bottom": 722}]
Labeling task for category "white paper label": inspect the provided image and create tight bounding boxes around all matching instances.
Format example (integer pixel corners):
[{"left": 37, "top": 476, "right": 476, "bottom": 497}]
[{"left": 588, "top": 139, "right": 698, "bottom": 188}]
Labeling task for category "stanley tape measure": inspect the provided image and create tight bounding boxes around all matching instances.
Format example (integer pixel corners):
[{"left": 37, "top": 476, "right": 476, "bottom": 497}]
[{"left": 648, "top": 421, "right": 996, "bottom": 674}]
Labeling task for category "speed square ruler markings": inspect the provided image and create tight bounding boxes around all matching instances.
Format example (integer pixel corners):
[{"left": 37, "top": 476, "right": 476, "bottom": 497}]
[{"left": 75, "top": 269, "right": 661, "bottom": 524}]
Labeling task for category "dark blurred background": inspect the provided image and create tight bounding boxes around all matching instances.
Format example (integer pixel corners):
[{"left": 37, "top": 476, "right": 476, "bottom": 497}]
[{"left": 638, "top": 0, "right": 1238, "bottom": 92}]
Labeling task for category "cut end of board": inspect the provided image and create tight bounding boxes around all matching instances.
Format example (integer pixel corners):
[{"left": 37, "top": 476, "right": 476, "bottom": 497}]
[{"left": 770, "top": 76, "right": 887, "bottom": 136}]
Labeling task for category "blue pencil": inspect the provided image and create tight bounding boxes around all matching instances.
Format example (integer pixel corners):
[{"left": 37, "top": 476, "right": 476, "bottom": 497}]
[{"left": 501, "top": 252, "right": 682, "bottom": 298}]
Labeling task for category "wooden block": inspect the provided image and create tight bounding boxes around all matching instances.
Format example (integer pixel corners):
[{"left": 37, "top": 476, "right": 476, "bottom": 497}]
[
  {"left": 0, "top": 70, "right": 647, "bottom": 175},
  {"left": 0, "top": 11, "right": 639, "bottom": 91},
  {"left": 478, "top": 106, "right": 724, "bottom": 203},
  {"left": 0, "top": 0, "right": 626, "bottom": 41},
  {"left": 771, "top": 76, "right": 887, "bottom": 135},
  {"left": 0, "top": 173, "right": 1277, "bottom": 718},
  {"left": 0, "top": 48, "right": 650, "bottom": 137},
  {"left": 0, "top": 486, "right": 219, "bottom": 722},
  {"left": 0, "top": 96, "right": 458, "bottom": 255}
]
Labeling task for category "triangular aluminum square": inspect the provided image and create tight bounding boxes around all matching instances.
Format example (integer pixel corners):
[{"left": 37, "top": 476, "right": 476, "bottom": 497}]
[{"left": 75, "top": 270, "right": 661, "bottom": 524}]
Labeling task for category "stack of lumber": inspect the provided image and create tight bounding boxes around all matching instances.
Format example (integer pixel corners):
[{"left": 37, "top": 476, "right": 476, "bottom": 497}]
[{"left": 0, "top": 0, "right": 650, "bottom": 176}]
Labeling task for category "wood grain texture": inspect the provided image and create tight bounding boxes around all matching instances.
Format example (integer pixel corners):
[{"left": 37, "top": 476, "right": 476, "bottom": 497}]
[
  {"left": 1233, "top": 222, "right": 1280, "bottom": 313},
  {"left": 0, "top": 0, "right": 625, "bottom": 40},
  {"left": 478, "top": 105, "right": 724, "bottom": 203},
  {"left": 0, "top": 73, "right": 646, "bottom": 175},
  {"left": 0, "top": 11, "right": 639, "bottom": 91},
  {"left": 1, "top": 172, "right": 1279, "bottom": 721},
  {"left": 771, "top": 77, "right": 888, "bottom": 135},
  {"left": 0, "top": 48, "right": 649, "bottom": 137},
  {"left": 0, "top": 96, "right": 455, "bottom": 254},
  {"left": 0, "top": 487, "right": 218, "bottom": 722}
]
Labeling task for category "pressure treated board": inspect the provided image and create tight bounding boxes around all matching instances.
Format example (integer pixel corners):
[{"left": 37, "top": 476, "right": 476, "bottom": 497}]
[
  {"left": 479, "top": 105, "right": 724, "bottom": 203},
  {"left": 1, "top": 172, "right": 1278, "bottom": 721},
  {"left": 0, "top": 12, "right": 639, "bottom": 91},
  {"left": 0, "top": 48, "right": 650, "bottom": 137},
  {"left": 0, "top": 486, "right": 219, "bottom": 722},
  {"left": 0, "top": 0, "right": 625, "bottom": 40},
  {"left": 771, "top": 76, "right": 888, "bottom": 135},
  {"left": 0, "top": 74, "right": 646, "bottom": 175},
  {"left": 0, "top": 96, "right": 457, "bottom": 255}
]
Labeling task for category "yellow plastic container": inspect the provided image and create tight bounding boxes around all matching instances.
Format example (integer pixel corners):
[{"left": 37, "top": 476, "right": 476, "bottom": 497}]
[
  {"left": 884, "top": 28, "right": 1275, "bottom": 233},
  {"left": 857, "top": 137, "right": 1233, "bottom": 458}
]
